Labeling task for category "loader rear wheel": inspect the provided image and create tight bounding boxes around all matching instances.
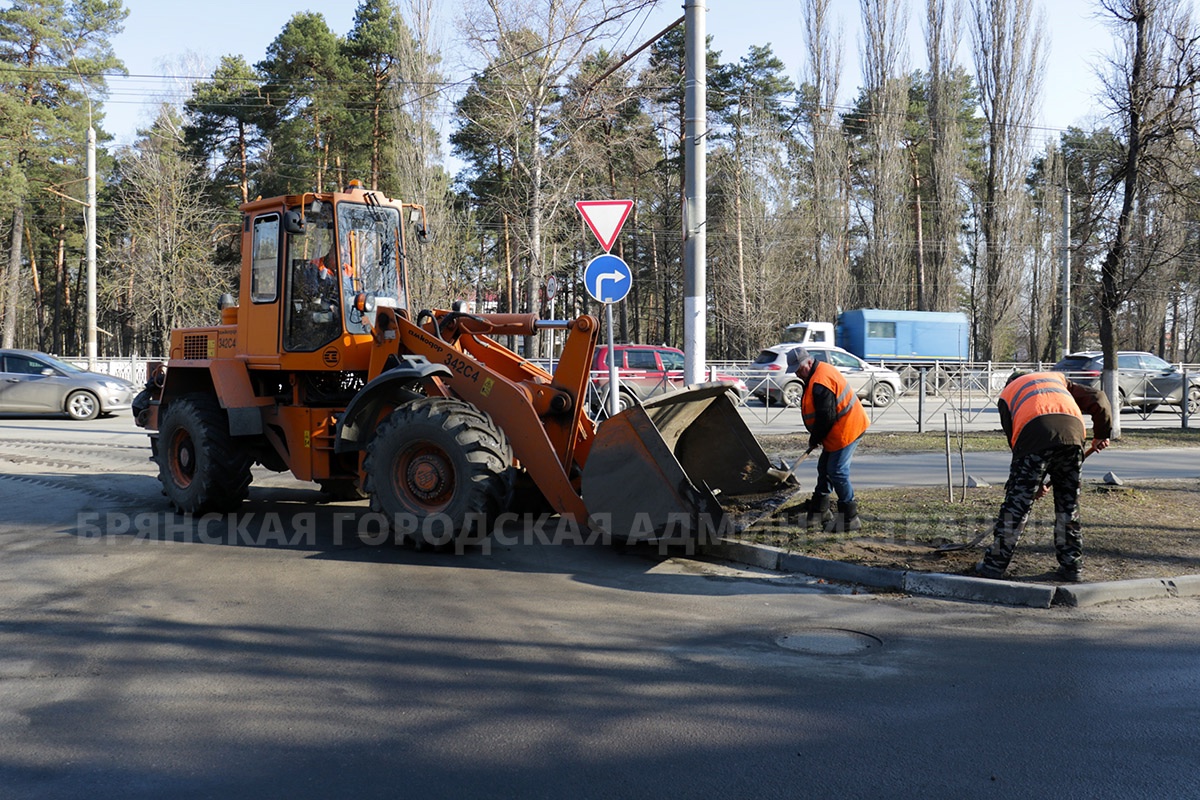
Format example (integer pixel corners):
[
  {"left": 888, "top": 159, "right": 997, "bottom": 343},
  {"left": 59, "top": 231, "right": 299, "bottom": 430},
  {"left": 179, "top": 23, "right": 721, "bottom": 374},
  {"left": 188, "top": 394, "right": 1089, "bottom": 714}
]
[
  {"left": 364, "top": 398, "right": 513, "bottom": 549},
  {"left": 157, "top": 394, "right": 252, "bottom": 514}
]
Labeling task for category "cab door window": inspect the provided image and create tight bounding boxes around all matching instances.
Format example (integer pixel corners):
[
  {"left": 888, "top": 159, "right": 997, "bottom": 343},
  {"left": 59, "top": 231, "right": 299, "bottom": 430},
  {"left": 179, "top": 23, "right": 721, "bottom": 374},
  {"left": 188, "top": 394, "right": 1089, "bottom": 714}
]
[
  {"left": 250, "top": 214, "right": 280, "bottom": 302},
  {"left": 284, "top": 202, "right": 341, "bottom": 352}
]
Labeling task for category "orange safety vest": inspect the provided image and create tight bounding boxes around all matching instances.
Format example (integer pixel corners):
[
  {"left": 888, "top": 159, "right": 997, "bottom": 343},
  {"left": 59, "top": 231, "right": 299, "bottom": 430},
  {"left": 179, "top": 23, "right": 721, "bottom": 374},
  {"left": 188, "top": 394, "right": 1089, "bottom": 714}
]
[
  {"left": 801, "top": 360, "right": 870, "bottom": 451},
  {"left": 1000, "top": 372, "right": 1084, "bottom": 448}
]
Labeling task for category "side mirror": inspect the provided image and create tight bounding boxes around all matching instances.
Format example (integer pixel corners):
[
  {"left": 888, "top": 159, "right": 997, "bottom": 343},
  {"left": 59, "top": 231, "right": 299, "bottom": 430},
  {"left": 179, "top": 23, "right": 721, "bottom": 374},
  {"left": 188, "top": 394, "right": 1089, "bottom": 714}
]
[
  {"left": 41, "top": 368, "right": 55, "bottom": 377},
  {"left": 409, "top": 208, "right": 432, "bottom": 244},
  {"left": 283, "top": 210, "right": 306, "bottom": 234}
]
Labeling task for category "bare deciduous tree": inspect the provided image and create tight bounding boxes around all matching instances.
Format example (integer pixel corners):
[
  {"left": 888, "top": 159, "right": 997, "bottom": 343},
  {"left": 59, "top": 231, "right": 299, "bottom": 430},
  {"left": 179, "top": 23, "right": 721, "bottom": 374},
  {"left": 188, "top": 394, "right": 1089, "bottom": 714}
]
[
  {"left": 970, "top": 0, "right": 1045, "bottom": 359},
  {"left": 459, "top": 0, "right": 641, "bottom": 355},
  {"left": 858, "top": 0, "right": 911, "bottom": 308},
  {"left": 800, "top": 0, "right": 850, "bottom": 320},
  {"left": 924, "top": 0, "right": 968, "bottom": 313},
  {"left": 1095, "top": 0, "right": 1200, "bottom": 435},
  {"left": 109, "top": 106, "right": 232, "bottom": 354}
]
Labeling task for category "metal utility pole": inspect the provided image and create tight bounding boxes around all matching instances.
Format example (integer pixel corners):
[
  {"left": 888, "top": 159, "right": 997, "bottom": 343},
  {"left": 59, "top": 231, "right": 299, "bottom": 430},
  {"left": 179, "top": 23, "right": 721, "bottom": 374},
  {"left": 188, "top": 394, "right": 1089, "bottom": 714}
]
[
  {"left": 86, "top": 125, "right": 97, "bottom": 370},
  {"left": 1061, "top": 185, "right": 1071, "bottom": 358},
  {"left": 682, "top": 0, "right": 706, "bottom": 385}
]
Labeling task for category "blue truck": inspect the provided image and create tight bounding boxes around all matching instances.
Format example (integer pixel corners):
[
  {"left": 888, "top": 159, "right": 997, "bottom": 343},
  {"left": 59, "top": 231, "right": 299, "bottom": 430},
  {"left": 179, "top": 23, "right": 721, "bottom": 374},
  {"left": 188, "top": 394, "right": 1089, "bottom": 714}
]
[{"left": 785, "top": 309, "right": 970, "bottom": 363}]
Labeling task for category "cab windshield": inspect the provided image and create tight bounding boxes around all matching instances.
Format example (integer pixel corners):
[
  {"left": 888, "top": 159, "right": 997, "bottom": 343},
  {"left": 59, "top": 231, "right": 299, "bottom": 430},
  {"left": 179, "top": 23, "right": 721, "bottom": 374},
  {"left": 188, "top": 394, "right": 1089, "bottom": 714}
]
[{"left": 337, "top": 201, "right": 404, "bottom": 335}]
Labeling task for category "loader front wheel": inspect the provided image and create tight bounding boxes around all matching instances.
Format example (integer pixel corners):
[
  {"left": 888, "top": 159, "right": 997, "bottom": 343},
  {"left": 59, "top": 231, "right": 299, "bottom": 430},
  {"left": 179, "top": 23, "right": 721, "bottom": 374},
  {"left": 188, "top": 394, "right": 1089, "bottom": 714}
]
[
  {"left": 157, "top": 394, "right": 252, "bottom": 514},
  {"left": 364, "top": 398, "right": 513, "bottom": 549}
]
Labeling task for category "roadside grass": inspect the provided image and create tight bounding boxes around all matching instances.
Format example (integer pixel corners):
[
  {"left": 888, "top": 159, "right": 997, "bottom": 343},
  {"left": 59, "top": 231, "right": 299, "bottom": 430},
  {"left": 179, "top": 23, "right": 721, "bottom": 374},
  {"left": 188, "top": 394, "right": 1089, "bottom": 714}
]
[
  {"left": 758, "top": 426, "right": 1200, "bottom": 456},
  {"left": 746, "top": 479, "right": 1200, "bottom": 584}
]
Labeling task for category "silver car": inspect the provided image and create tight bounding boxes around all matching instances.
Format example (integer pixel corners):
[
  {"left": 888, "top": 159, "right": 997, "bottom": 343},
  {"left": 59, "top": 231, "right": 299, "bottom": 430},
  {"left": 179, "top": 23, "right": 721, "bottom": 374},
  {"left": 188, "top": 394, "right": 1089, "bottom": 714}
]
[
  {"left": 0, "top": 349, "right": 136, "bottom": 420},
  {"left": 1052, "top": 350, "right": 1200, "bottom": 414},
  {"left": 748, "top": 344, "right": 903, "bottom": 407}
]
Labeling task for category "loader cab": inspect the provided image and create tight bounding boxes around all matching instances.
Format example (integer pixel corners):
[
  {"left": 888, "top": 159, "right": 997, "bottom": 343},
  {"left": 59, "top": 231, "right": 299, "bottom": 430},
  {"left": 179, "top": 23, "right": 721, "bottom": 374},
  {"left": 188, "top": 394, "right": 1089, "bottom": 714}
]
[{"left": 239, "top": 186, "right": 415, "bottom": 370}]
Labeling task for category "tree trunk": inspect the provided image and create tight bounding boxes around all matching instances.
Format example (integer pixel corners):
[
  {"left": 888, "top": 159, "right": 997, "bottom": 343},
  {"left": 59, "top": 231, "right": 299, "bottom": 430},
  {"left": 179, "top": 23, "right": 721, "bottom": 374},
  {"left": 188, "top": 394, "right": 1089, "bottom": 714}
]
[{"left": 3, "top": 206, "right": 25, "bottom": 348}]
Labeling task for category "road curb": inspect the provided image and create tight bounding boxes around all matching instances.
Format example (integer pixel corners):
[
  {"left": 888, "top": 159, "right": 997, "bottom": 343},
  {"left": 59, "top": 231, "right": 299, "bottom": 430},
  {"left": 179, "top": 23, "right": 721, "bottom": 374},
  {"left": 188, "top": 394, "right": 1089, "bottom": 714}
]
[
  {"left": 707, "top": 539, "right": 1199, "bottom": 609},
  {"left": 1056, "top": 574, "right": 1200, "bottom": 607},
  {"left": 904, "top": 571, "right": 1055, "bottom": 608}
]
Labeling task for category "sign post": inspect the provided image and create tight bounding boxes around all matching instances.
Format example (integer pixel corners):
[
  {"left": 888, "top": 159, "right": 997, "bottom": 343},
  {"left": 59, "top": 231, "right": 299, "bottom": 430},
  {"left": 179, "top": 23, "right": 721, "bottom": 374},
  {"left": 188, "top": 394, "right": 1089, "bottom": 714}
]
[
  {"left": 577, "top": 200, "right": 634, "bottom": 418},
  {"left": 545, "top": 275, "right": 559, "bottom": 372}
]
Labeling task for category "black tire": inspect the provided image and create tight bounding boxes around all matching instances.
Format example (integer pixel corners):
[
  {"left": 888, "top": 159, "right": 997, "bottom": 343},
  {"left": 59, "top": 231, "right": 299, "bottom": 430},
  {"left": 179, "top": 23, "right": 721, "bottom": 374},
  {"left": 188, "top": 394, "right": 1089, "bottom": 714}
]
[
  {"left": 869, "top": 382, "right": 896, "bottom": 407},
  {"left": 363, "top": 397, "right": 513, "bottom": 549},
  {"left": 65, "top": 390, "right": 100, "bottom": 421},
  {"left": 781, "top": 381, "right": 804, "bottom": 408},
  {"left": 1187, "top": 386, "right": 1200, "bottom": 417},
  {"left": 157, "top": 394, "right": 252, "bottom": 513}
]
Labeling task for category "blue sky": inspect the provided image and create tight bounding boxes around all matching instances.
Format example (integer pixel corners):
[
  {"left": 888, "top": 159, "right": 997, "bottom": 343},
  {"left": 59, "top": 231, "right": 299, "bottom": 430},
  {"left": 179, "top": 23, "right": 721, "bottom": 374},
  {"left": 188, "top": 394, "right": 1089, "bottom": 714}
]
[{"left": 102, "top": 0, "right": 1112, "bottom": 154}]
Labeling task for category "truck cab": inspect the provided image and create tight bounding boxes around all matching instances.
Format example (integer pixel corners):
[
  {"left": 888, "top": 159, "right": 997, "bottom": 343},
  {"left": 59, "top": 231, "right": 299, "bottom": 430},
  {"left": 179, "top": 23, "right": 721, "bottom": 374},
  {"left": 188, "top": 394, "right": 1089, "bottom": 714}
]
[{"left": 782, "top": 321, "right": 835, "bottom": 347}]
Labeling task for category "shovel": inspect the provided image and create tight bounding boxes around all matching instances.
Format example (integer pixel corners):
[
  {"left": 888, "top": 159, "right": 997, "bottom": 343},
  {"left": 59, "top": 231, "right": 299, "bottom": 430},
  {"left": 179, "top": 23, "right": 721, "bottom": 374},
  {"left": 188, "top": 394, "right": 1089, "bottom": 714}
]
[
  {"left": 732, "top": 446, "right": 820, "bottom": 533},
  {"left": 1033, "top": 442, "right": 1099, "bottom": 500},
  {"left": 766, "top": 445, "right": 817, "bottom": 483},
  {"left": 936, "top": 442, "right": 1101, "bottom": 553}
]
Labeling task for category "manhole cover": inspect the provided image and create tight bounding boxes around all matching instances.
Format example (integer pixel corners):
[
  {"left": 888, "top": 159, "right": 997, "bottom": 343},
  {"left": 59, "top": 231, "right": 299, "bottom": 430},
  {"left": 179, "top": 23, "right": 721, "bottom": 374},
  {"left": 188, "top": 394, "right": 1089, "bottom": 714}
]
[{"left": 775, "top": 628, "right": 882, "bottom": 656}]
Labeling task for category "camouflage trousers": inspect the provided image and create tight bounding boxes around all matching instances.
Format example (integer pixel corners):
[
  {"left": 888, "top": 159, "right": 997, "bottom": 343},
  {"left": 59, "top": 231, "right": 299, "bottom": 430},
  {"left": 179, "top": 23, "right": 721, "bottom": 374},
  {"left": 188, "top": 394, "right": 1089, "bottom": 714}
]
[{"left": 979, "top": 444, "right": 1084, "bottom": 574}]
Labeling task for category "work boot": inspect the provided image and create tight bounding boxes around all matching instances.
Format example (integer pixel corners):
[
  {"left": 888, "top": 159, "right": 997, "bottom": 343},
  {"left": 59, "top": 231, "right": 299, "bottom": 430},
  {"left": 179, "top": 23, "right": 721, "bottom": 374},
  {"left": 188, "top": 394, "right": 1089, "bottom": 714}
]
[
  {"left": 805, "top": 493, "right": 833, "bottom": 529},
  {"left": 1056, "top": 563, "right": 1083, "bottom": 583},
  {"left": 974, "top": 560, "right": 1006, "bottom": 580},
  {"left": 824, "top": 499, "right": 861, "bottom": 532},
  {"left": 782, "top": 494, "right": 833, "bottom": 528}
]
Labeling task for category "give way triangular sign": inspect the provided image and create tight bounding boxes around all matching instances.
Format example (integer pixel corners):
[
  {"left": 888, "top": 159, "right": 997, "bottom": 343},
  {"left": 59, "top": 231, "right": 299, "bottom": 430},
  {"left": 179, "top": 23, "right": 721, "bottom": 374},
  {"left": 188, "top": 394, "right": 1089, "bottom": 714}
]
[{"left": 575, "top": 200, "right": 633, "bottom": 253}]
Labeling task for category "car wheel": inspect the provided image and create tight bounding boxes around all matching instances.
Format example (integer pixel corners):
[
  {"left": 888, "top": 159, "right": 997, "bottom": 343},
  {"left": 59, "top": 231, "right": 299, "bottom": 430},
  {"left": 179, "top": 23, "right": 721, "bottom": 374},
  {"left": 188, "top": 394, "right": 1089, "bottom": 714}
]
[
  {"left": 65, "top": 390, "right": 100, "bottom": 421},
  {"left": 1187, "top": 386, "right": 1200, "bottom": 416},
  {"left": 782, "top": 381, "right": 804, "bottom": 408},
  {"left": 869, "top": 382, "right": 896, "bottom": 408}
]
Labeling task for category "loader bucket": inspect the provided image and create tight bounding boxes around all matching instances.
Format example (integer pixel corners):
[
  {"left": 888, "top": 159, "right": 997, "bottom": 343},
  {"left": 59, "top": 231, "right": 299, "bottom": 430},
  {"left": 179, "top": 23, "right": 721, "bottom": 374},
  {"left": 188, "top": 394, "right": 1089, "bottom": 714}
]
[{"left": 581, "top": 383, "right": 795, "bottom": 544}]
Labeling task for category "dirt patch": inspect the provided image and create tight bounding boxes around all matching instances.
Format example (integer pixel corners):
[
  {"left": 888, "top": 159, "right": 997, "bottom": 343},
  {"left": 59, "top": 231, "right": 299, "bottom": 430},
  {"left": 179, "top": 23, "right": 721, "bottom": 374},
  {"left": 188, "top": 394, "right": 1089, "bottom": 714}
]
[{"left": 742, "top": 479, "right": 1200, "bottom": 584}]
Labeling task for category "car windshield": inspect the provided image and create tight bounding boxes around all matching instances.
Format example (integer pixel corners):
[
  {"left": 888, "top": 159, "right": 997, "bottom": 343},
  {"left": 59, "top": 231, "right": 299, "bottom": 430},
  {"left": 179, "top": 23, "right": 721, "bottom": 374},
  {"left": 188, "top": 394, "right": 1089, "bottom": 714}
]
[
  {"left": 36, "top": 353, "right": 84, "bottom": 374},
  {"left": 827, "top": 350, "right": 862, "bottom": 369},
  {"left": 1143, "top": 354, "right": 1173, "bottom": 370}
]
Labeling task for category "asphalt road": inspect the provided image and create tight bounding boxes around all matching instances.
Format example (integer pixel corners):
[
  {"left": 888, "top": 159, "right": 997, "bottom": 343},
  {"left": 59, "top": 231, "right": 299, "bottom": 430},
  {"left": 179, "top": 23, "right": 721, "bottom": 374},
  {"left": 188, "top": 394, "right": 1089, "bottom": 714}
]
[
  {"left": 1, "top": 414, "right": 1199, "bottom": 799},
  {"left": 736, "top": 394, "right": 1196, "bottom": 434}
]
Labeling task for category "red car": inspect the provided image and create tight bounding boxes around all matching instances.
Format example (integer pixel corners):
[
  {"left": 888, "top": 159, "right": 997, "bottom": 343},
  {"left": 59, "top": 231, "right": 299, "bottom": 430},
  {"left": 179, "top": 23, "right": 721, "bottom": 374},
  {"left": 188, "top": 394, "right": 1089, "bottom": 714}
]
[{"left": 590, "top": 344, "right": 747, "bottom": 413}]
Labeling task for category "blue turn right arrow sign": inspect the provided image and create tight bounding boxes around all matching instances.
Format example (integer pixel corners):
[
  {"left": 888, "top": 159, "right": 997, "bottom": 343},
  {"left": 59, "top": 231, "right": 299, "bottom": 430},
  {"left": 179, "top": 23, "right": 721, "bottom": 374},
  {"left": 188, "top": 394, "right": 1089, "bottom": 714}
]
[{"left": 583, "top": 253, "right": 632, "bottom": 304}]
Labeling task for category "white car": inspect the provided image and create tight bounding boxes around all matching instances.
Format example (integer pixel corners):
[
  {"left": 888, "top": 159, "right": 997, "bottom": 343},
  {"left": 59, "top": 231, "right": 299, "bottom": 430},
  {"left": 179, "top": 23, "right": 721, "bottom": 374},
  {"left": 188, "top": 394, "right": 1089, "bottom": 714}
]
[{"left": 748, "top": 344, "right": 903, "bottom": 407}]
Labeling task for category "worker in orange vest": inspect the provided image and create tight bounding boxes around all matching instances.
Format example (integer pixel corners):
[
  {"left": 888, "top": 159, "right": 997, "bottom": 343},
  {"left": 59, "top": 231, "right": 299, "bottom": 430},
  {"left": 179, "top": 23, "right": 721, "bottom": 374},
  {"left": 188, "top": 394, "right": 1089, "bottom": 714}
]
[
  {"left": 976, "top": 371, "right": 1112, "bottom": 582},
  {"left": 787, "top": 347, "right": 871, "bottom": 531}
]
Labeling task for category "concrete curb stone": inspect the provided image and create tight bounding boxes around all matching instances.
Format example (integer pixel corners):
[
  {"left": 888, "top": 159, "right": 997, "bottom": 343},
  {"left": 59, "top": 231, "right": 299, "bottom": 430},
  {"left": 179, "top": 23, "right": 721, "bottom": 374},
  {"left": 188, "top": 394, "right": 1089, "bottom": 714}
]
[
  {"left": 706, "top": 538, "right": 1200, "bottom": 609},
  {"left": 1056, "top": 573, "right": 1200, "bottom": 607},
  {"left": 904, "top": 571, "right": 1056, "bottom": 608}
]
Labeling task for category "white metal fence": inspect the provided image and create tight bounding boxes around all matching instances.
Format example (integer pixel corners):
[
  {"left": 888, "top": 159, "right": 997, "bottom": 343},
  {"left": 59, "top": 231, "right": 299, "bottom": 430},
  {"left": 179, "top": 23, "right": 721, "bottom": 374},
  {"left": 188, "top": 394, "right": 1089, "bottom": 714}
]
[{"left": 66, "top": 356, "right": 158, "bottom": 386}]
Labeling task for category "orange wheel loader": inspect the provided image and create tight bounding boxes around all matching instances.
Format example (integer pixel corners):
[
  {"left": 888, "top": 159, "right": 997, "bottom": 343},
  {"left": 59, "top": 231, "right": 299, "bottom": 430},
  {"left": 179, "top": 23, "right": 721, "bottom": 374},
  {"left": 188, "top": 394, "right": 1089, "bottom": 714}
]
[{"left": 133, "top": 183, "right": 791, "bottom": 548}]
